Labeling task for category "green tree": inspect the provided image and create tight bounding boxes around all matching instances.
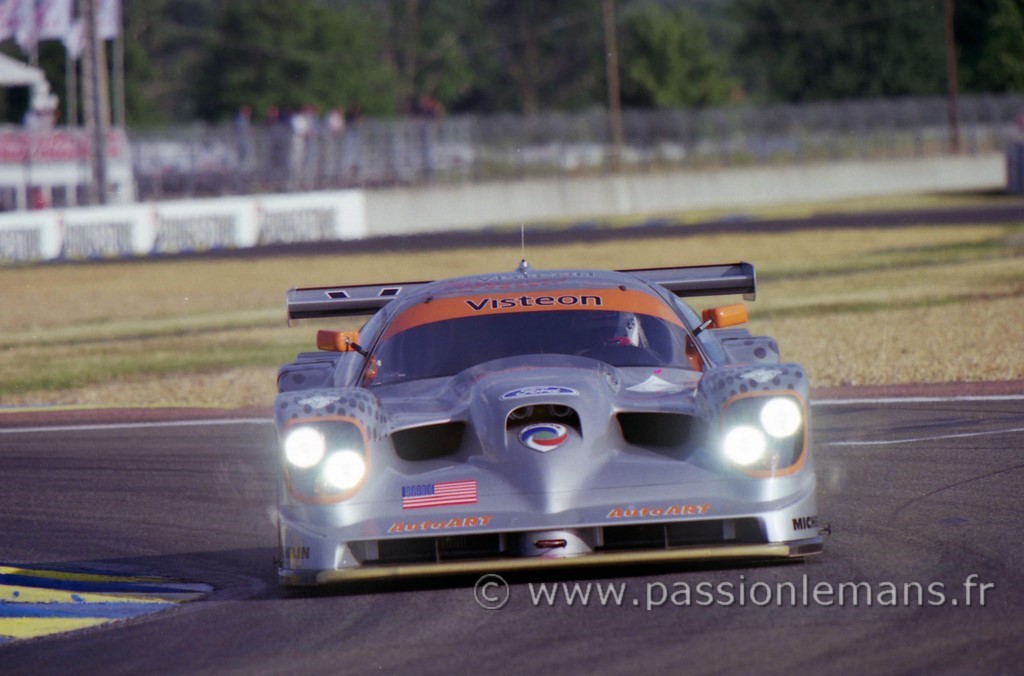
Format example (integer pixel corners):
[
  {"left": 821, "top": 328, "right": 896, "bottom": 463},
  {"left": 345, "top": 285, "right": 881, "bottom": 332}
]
[
  {"left": 194, "top": 0, "right": 398, "bottom": 120},
  {"left": 374, "top": 0, "right": 480, "bottom": 110},
  {"left": 973, "top": 0, "right": 1024, "bottom": 91},
  {"left": 455, "top": 0, "right": 604, "bottom": 114},
  {"left": 124, "top": 0, "right": 218, "bottom": 124},
  {"left": 619, "top": 3, "right": 735, "bottom": 107},
  {"left": 730, "top": 0, "right": 946, "bottom": 102}
]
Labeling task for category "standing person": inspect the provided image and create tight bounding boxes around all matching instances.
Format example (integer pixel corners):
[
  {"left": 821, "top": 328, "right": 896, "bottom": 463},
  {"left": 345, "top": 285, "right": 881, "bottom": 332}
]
[
  {"left": 325, "top": 106, "right": 346, "bottom": 185},
  {"left": 342, "top": 103, "right": 364, "bottom": 184},
  {"left": 267, "top": 105, "right": 290, "bottom": 190},
  {"left": 234, "top": 105, "right": 252, "bottom": 177},
  {"left": 302, "top": 104, "right": 321, "bottom": 189},
  {"left": 288, "top": 107, "right": 310, "bottom": 190},
  {"left": 414, "top": 94, "right": 443, "bottom": 183}
]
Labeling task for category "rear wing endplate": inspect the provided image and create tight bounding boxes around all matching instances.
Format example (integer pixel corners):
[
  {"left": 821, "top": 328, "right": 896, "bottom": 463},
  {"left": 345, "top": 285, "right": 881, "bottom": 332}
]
[
  {"left": 287, "top": 281, "right": 430, "bottom": 322},
  {"left": 623, "top": 262, "right": 756, "bottom": 301}
]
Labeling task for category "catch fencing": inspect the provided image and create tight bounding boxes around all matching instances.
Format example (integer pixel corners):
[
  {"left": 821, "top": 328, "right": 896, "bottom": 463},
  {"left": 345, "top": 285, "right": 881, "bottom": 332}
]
[
  {"left": 0, "top": 152, "right": 1006, "bottom": 265},
  {"left": 1, "top": 94, "right": 1020, "bottom": 265},
  {"left": 129, "top": 94, "right": 1024, "bottom": 200}
]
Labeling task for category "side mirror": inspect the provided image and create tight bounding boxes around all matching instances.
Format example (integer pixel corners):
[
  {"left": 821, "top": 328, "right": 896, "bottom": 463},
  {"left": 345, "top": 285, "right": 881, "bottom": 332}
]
[
  {"left": 317, "top": 330, "right": 361, "bottom": 352},
  {"left": 701, "top": 303, "right": 748, "bottom": 329}
]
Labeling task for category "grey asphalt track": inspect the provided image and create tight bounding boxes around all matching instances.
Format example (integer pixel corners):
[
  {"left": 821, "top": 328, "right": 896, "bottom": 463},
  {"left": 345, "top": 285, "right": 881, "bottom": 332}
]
[{"left": 1, "top": 396, "right": 1022, "bottom": 674}]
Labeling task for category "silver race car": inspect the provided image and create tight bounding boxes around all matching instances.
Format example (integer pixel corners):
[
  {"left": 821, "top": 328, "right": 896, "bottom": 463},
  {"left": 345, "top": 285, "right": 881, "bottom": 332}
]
[{"left": 274, "top": 261, "right": 821, "bottom": 586}]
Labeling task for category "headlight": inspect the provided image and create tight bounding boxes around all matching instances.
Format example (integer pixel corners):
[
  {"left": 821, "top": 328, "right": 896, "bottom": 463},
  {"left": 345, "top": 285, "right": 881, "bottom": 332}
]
[
  {"left": 760, "top": 397, "right": 802, "bottom": 438},
  {"left": 720, "top": 393, "right": 806, "bottom": 472},
  {"left": 284, "top": 427, "right": 326, "bottom": 468},
  {"left": 722, "top": 425, "right": 766, "bottom": 466},
  {"left": 322, "top": 450, "right": 366, "bottom": 490}
]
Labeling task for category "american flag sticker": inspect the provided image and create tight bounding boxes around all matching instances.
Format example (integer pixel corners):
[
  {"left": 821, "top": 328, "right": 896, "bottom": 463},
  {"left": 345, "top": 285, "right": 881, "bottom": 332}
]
[{"left": 401, "top": 480, "right": 477, "bottom": 509}]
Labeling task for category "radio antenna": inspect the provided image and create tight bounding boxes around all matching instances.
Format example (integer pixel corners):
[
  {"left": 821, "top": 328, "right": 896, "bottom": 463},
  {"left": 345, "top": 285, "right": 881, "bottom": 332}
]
[{"left": 517, "top": 225, "right": 530, "bottom": 274}]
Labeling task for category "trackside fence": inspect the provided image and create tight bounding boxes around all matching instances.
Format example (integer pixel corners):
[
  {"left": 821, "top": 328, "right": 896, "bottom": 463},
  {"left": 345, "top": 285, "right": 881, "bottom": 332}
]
[
  {"left": 129, "top": 94, "right": 1024, "bottom": 200},
  {"left": 0, "top": 152, "right": 1008, "bottom": 266}
]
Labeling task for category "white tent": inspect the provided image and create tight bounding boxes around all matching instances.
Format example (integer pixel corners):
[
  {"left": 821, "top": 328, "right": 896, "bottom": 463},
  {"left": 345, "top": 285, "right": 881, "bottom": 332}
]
[
  {"left": 0, "top": 53, "right": 46, "bottom": 87},
  {"left": 0, "top": 53, "right": 55, "bottom": 114}
]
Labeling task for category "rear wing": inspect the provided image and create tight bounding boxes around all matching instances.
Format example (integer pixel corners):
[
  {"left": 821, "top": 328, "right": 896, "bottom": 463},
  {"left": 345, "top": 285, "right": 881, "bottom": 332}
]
[
  {"left": 286, "top": 261, "right": 756, "bottom": 321},
  {"left": 623, "top": 262, "right": 756, "bottom": 301},
  {"left": 287, "top": 281, "right": 431, "bottom": 322}
]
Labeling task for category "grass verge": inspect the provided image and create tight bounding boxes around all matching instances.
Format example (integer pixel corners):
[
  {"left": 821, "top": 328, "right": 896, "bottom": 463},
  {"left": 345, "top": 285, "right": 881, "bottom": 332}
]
[{"left": 1, "top": 217, "right": 1022, "bottom": 408}]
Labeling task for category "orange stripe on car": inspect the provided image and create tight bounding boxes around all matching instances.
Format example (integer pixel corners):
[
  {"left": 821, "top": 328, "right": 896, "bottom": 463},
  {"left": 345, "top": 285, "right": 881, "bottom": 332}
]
[{"left": 381, "top": 288, "right": 684, "bottom": 340}]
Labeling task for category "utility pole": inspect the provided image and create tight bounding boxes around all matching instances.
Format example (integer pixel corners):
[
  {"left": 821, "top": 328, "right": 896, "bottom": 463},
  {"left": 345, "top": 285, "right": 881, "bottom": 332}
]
[
  {"left": 943, "top": 0, "right": 961, "bottom": 153},
  {"left": 602, "top": 0, "right": 625, "bottom": 169},
  {"left": 82, "top": 0, "right": 109, "bottom": 204}
]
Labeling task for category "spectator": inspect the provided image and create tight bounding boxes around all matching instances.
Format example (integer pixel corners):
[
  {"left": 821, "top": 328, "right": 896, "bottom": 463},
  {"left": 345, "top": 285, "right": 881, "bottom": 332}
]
[
  {"left": 234, "top": 104, "right": 252, "bottom": 170},
  {"left": 413, "top": 94, "right": 444, "bottom": 182},
  {"left": 342, "top": 103, "right": 364, "bottom": 184},
  {"left": 267, "top": 105, "right": 291, "bottom": 189},
  {"left": 325, "top": 106, "right": 346, "bottom": 183},
  {"left": 289, "top": 105, "right": 316, "bottom": 190},
  {"left": 24, "top": 93, "right": 58, "bottom": 131}
]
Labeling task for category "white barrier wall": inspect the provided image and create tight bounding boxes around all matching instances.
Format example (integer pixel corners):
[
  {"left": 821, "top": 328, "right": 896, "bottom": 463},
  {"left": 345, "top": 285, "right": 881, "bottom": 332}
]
[
  {"left": 0, "top": 153, "right": 1007, "bottom": 264},
  {"left": 0, "top": 190, "right": 367, "bottom": 263},
  {"left": 363, "top": 153, "right": 1007, "bottom": 234}
]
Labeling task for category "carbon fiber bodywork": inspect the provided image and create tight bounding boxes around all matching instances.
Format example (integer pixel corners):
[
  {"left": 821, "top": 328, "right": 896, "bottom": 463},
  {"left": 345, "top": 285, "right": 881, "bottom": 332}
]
[{"left": 274, "top": 263, "right": 821, "bottom": 585}]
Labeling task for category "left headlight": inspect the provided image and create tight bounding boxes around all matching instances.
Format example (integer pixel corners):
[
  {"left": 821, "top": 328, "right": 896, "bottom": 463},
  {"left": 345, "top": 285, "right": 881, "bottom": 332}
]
[
  {"left": 760, "top": 397, "right": 803, "bottom": 438},
  {"left": 721, "top": 394, "right": 805, "bottom": 472},
  {"left": 284, "top": 426, "right": 326, "bottom": 468}
]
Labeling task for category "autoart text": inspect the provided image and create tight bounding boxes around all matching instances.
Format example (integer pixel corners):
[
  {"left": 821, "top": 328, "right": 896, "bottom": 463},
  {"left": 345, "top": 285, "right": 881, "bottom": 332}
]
[
  {"left": 387, "top": 515, "right": 494, "bottom": 533},
  {"left": 607, "top": 504, "right": 711, "bottom": 518}
]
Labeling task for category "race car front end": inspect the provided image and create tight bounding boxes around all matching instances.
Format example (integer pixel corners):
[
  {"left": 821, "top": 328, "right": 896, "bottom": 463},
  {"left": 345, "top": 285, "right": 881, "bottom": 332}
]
[{"left": 274, "top": 358, "right": 821, "bottom": 587}]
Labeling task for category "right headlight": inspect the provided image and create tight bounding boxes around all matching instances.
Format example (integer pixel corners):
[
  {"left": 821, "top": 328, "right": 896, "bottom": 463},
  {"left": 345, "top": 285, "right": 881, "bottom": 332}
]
[
  {"left": 722, "top": 425, "right": 767, "bottom": 466},
  {"left": 281, "top": 419, "right": 369, "bottom": 502},
  {"left": 284, "top": 426, "right": 326, "bottom": 468}
]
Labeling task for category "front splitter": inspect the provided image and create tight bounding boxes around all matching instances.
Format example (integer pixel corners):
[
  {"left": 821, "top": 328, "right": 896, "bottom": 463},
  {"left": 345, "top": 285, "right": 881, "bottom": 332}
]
[{"left": 280, "top": 537, "right": 823, "bottom": 586}]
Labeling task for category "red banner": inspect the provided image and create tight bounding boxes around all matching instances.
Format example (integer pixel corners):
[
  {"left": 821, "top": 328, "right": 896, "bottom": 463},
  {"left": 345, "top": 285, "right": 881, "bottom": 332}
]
[{"left": 0, "top": 129, "right": 125, "bottom": 163}]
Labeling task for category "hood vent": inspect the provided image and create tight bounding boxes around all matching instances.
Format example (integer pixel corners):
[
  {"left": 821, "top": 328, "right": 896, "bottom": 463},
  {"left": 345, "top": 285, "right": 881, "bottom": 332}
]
[{"left": 392, "top": 422, "right": 466, "bottom": 461}]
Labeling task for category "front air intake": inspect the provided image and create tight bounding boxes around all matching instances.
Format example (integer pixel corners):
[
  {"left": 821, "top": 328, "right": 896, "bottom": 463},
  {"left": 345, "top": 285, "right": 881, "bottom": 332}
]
[
  {"left": 392, "top": 422, "right": 465, "bottom": 461},
  {"left": 617, "top": 412, "right": 705, "bottom": 449}
]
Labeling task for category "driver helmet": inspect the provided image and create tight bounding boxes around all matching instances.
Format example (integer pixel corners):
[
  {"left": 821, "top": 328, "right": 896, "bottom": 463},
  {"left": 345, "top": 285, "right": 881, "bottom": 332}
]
[
  {"left": 615, "top": 313, "right": 642, "bottom": 347},
  {"left": 585, "top": 311, "right": 644, "bottom": 347}
]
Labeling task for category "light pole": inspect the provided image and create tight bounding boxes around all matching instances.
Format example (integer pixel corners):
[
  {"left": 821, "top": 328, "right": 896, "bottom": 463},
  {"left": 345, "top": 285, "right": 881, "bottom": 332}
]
[
  {"left": 81, "top": 0, "right": 109, "bottom": 204},
  {"left": 603, "top": 0, "right": 625, "bottom": 169},
  {"left": 944, "top": 0, "right": 961, "bottom": 154}
]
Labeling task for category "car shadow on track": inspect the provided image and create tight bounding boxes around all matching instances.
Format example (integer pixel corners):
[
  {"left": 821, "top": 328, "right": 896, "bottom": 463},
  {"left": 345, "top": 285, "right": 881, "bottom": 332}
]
[
  {"left": 5, "top": 547, "right": 816, "bottom": 603},
  {"left": 277, "top": 556, "right": 813, "bottom": 599}
]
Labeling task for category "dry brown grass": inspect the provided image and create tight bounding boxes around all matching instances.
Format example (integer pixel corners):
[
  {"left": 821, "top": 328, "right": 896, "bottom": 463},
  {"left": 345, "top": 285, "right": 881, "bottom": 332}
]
[{"left": 1, "top": 220, "right": 1021, "bottom": 408}]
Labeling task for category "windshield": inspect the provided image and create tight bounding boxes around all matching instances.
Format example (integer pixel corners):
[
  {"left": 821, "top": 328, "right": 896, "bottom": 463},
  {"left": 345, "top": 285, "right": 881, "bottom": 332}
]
[{"left": 367, "top": 309, "right": 694, "bottom": 386}]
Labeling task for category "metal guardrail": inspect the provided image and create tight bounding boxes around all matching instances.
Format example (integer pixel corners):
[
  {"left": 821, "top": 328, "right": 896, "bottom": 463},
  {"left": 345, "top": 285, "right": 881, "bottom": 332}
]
[{"left": 128, "top": 94, "right": 1024, "bottom": 201}]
